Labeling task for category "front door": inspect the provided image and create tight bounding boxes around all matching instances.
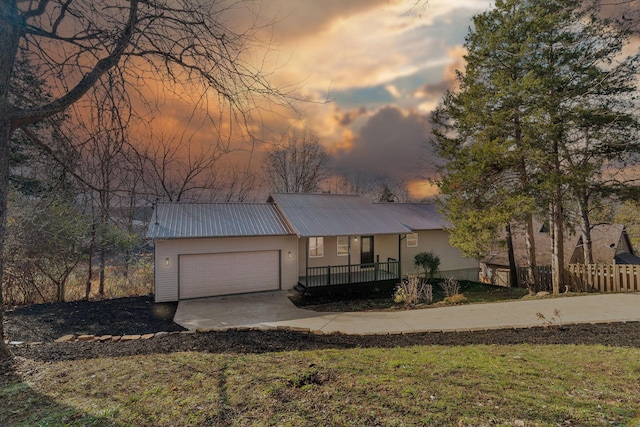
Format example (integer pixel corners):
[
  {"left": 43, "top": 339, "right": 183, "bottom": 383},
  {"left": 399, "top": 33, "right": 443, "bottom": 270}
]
[{"left": 361, "top": 236, "right": 374, "bottom": 265}]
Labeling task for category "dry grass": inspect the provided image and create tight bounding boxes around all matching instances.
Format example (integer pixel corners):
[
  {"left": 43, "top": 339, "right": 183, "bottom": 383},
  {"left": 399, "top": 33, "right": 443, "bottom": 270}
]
[
  {"left": 3, "top": 259, "right": 154, "bottom": 306},
  {"left": 2, "top": 344, "right": 640, "bottom": 426}
]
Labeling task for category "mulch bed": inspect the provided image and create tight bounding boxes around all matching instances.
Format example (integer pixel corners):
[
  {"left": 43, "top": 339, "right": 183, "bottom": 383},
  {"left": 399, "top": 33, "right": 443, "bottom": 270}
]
[
  {"left": 4, "top": 295, "right": 184, "bottom": 343},
  {"left": 3, "top": 295, "right": 640, "bottom": 363}
]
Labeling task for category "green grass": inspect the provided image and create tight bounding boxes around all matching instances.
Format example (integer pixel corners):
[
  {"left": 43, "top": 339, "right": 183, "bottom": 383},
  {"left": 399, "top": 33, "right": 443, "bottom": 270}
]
[
  {"left": 2, "top": 344, "right": 640, "bottom": 426},
  {"left": 455, "top": 280, "right": 529, "bottom": 303}
]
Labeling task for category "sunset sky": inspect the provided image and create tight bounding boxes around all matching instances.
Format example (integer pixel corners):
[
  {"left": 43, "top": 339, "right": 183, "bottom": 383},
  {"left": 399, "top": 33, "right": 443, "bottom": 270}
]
[
  {"left": 256, "top": 0, "right": 494, "bottom": 199},
  {"left": 141, "top": 0, "right": 636, "bottom": 201}
]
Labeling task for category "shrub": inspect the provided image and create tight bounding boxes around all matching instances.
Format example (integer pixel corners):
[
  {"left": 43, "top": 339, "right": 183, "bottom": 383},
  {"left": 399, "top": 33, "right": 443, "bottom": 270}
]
[
  {"left": 440, "top": 276, "right": 460, "bottom": 297},
  {"left": 414, "top": 251, "right": 440, "bottom": 280},
  {"left": 394, "top": 275, "right": 433, "bottom": 309},
  {"left": 443, "top": 294, "right": 467, "bottom": 305}
]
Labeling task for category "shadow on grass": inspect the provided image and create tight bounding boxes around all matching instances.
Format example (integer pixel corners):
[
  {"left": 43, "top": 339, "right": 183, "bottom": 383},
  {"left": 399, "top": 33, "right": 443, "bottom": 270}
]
[{"left": 1, "top": 364, "right": 124, "bottom": 427}]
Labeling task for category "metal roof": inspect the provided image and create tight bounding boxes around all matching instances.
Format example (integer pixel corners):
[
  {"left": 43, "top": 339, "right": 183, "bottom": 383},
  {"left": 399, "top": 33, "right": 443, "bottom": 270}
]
[
  {"left": 373, "top": 203, "right": 450, "bottom": 230},
  {"left": 268, "top": 193, "right": 412, "bottom": 237},
  {"left": 146, "top": 203, "right": 293, "bottom": 239}
]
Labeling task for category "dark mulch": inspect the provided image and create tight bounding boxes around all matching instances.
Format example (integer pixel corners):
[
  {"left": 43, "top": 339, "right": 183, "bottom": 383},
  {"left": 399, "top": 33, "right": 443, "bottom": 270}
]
[
  {"left": 4, "top": 295, "right": 184, "bottom": 343},
  {"left": 3, "top": 296, "right": 640, "bottom": 364}
]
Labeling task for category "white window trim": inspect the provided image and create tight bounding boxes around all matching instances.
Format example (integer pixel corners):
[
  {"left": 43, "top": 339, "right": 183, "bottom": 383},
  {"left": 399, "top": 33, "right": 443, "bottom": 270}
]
[
  {"left": 337, "top": 236, "right": 349, "bottom": 256},
  {"left": 309, "top": 236, "right": 324, "bottom": 258},
  {"left": 407, "top": 232, "right": 418, "bottom": 247}
]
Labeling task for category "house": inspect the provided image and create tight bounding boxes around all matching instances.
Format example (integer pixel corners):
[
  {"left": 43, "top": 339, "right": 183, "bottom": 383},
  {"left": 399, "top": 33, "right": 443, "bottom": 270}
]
[
  {"left": 480, "top": 221, "right": 640, "bottom": 287},
  {"left": 373, "top": 202, "right": 479, "bottom": 281},
  {"left": 147, "top": 193, "right": 479, "bottom": 302},
  {"left": 569, "top": 224, "right": 640, "bottom": 265}
]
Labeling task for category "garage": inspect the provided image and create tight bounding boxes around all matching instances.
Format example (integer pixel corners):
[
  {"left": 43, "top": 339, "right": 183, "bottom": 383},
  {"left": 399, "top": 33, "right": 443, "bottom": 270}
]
[{"left": 179, "top": 250, "right": 281, "bottom": 299}]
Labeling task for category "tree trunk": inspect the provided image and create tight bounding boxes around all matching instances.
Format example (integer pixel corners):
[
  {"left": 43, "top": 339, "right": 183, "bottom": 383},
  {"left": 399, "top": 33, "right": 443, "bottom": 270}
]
[
  {"left": 85, "top": 222, "right": 95, "bottom": 300},
  {"left": 550, "top": 199, "right": 565, "bottom": 294},
  {"left": 56, "top": 279, "right": 65, "bottom": 303},
  {"left": 0, "top": 0, "right": 22, "bottom": 362},
  {"left": 524, "top": 214, "right": 538, "bottom": 292},
  {"left": 505, "top": 224, "right": 518, "bottom": 288},
  {"left": 579, "top": 196, "right": 594, "bottom": 265},
  {"left": 99, "top": 248, "right": 106, "bottom": 297},
  {"left": 550, "top": 134, "right": 565, "bottom": 294},
  {"left": 0, "top": 124, "right": 13, "bottom": 361}
]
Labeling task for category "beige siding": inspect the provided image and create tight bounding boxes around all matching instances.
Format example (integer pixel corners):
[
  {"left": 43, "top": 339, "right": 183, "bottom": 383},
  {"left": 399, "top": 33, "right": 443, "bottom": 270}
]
[
  {"left": 293, "top": 231, "right": 478, "bottom": 282},
  {"left": 297, "top": 235, "right": 405, "bottom": 276},
  {"left": 298, "top": 236, "right": 362, "bottom": 277},
  {"left": 154, "top": 235, "right": 298, "bottom": 302},
  {"left": 375, "top": 235, "right": 401, "bottom": 263},
  {"left": 401, "top": 230, "right": 479, "bottom": 280}
]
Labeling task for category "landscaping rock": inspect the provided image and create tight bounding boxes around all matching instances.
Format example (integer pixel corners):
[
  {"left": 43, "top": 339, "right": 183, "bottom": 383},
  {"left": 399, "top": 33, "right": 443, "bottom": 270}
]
[
  {"left": 141, "top": 333, "right": 155, "bottom": 340},
  {"left": 121, "top": 334, "right": 141, "bottom": 341},
  {"left": 97, "top": 335, "right": 112, "bottom": 342},
  {"left": 55, "top": 335, "right": 75, "bottom": 343},
  {"left": 77, "top": 335, "right": 95, "bottom": 341},
  {"left": 155, "top": 332, "right": 169, "bottom": 338},
  {"left": 536, "top": 291, "right": 550, "bottom": 297}
]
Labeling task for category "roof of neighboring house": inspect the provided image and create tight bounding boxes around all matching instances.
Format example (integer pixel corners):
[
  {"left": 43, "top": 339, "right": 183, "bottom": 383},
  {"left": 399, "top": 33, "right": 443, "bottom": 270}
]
[
  {"left": 572, "top": 224, "right": 627, "bottom": 264},
  {"left": 146, "top": 202, "right": 293, "bottom": 239},
  {"left": 374, "top": 203, "right": 450, "bottom": 230},
  {"left": 267, "top": 193, "right": 412, "bottom": 237},
  {"left": 614, "top": 252, "right": 640, "bottom": 264}
]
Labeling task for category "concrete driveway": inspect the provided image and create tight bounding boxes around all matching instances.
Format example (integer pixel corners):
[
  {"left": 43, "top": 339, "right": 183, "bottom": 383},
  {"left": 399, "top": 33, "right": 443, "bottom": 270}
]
[{"left": 174, "top": 291, "right": 640, "bottom": 334}]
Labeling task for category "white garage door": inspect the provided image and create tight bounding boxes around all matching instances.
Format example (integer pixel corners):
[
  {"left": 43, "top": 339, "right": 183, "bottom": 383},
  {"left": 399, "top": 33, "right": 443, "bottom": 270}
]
[{"left": 179, "top": 251, "right": 280, "bottom": 299}]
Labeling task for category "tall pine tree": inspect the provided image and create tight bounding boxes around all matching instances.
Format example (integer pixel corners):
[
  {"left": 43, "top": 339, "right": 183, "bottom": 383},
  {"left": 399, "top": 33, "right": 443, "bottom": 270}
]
[{"left": 431, "top": 0, "right": 640, "bottom": 293}]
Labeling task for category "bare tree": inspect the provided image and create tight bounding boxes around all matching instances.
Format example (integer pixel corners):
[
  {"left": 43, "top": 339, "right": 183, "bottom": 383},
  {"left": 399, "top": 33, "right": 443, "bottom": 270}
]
[
  {"left": 600, "top": 0, "right": 640, "bottom": 33},
  {"left": 0, "top": 0, "right": 291, "bottom": 361},
  {"left": 264, "top": 130, "right": 330, "bottom": 193}
]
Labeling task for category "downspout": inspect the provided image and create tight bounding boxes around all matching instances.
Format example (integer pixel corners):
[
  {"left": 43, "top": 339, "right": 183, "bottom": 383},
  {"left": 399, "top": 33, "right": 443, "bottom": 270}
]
[
  {"left": 348, "top": 236, "right": 352, "bottom": 283},
  {"left": 399, "top": 234, "right": 406, "bottom": 279}
]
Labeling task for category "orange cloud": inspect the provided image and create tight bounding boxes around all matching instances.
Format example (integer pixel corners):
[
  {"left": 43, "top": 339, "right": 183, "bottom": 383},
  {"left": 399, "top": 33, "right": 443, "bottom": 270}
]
[{"left": 407, "top": 179, "right": 440, "bottom": 200}]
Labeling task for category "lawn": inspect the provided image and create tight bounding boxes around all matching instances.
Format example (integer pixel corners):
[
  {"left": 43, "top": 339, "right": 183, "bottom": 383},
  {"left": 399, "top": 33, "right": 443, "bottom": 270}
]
[{"left": 3, "top": 344, "right": 640, "bottom": 426}]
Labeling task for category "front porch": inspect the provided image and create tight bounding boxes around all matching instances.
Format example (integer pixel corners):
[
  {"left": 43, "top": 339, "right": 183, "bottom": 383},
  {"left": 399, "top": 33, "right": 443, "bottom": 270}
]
[{"left": 299, "top": 258, "right": 400, "bottom": 288}]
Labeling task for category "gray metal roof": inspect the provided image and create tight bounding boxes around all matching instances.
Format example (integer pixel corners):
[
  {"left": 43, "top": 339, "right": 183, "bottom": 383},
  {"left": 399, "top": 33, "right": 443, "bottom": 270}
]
[
  {"left": 373, "top": 203, "right": 450, "bottom": 230},
  {"left": 146, "top": 203, "right": 293, "bottom": 239},
  {"left": 268, "top": 193, "right": 412, "bottom": 237}
]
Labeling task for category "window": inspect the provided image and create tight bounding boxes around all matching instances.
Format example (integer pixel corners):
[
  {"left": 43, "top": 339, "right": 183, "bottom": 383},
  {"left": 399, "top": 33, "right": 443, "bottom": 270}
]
[
  {"left": 309, "top": 237, "right": 324, "bottom": 257},
  {"left": 337, "top": 236, "right": 349, "bottom": 256},
  {"left": 407, "top": 233, "right": 418, "bottom": 247}
]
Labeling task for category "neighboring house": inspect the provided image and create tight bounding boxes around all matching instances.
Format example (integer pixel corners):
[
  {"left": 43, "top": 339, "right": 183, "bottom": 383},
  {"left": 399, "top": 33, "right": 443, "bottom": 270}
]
[
  {"left": 480, "top": 221, "right": 640, "bottom": 287},
  {"left": 147, "top": 193, "right": 479, "bottom": 302},
  {"left": 569, "top": 224, "right": 640, "bottom": 265}
]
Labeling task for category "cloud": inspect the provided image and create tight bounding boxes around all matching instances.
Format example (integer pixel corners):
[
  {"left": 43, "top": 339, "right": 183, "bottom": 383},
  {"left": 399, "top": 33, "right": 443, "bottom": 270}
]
[
  {"left": 331, "top": 106, "right": 440, "bottom": 183},
  {"left": 268, "top": 1, "right": 491, "bottom": 100},
  {"left": 265, "top": 0, "right": 390, "bottom": 41},
  {"left": 415, "top": 45, "right": 466, "bottom": 98}
]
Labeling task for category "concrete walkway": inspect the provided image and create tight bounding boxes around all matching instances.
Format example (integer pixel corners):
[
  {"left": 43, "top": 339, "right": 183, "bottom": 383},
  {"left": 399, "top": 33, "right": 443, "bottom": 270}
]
[{"left": 174, "top": 291, "right": 640, "bottom": 334}]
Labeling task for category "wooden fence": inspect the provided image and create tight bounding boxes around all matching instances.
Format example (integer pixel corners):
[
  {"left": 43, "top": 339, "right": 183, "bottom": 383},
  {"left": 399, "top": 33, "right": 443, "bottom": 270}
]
[
  {"left": 566, "top": 264, "right": 640, "bottom": 293},
  {"left": 517, "top": 266, "right": 552, "bottom": 291}
]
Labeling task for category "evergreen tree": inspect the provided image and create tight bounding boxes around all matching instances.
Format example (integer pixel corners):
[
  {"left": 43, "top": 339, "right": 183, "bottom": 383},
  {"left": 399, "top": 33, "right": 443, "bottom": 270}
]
[{"left": 431, "top": 0, "right": 640, "bottom": 293}]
